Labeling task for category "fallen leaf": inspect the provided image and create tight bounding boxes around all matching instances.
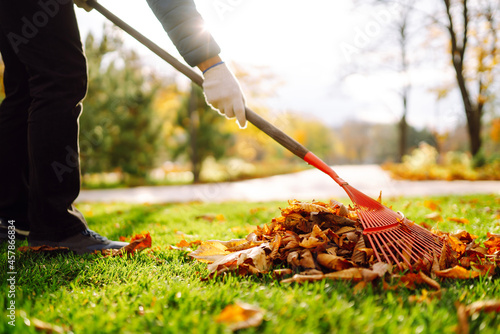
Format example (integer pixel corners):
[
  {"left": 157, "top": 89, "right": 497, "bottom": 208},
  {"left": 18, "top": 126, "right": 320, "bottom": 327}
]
[
  {"left": 317, "top": 253, "right": 353, "bottom": 271},
  {"left": 448, "top": 217, "right": 469, "bottom": 225},
  {"left": 280, "top": 274, "right": 325, "bottom": 283},
  {"left": 425, "top": 212, "right": 443, "bottom": 221},
  {"left": 28, "top": 318, "right": 67, "bottom": 334},
  {"left": 207, "top": 244, "right": 270, "bottom": 275},
  {"left": 418, "top": 271, "right": 441, "bottom": 290},
  {"left": 324, "top": 268, "right": 363, "bottom": 281},
  {"left": 409, "top": 289, "right": 442, "bottom": 304},
  {"left": 456, "top": 302, "right": 469, "bottom": 334},
  {"left": 484, "top": 233, "right": 500, "bottom": 255},
  {"left": 272, "top": 268, "right": 293, "bottom": 280},
  {"left": 176, "top": 239, "right": 191, "bottom": 248},
  {"left": 424, "top": 200, "right": 441, "bottom": 211},
  {"left": 466, "top": 300, "right": 500, "bottom": 314},
  {"left": 353, "top": 281, "right": 368, "bottom": 294},
  {"left": 123, "top": 232, "right": 152, "bottom": 254},
  {"left": 17, "top": 245, "right": 69, "bottom": 253},
  {"left": 215, "top": 302, "right": 264, "bottom": 331},
  {"left": 435, "top": 266, "right": 480, "bottom": 279}
]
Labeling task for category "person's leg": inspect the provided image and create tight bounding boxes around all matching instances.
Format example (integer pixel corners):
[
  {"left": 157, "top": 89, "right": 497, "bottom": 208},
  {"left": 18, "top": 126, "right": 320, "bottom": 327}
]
[
  {"left": 0, "top": 1, "right": 127, "bottom": 252},
  {"left": 0, "top": 24, "right": 31, "bottom": 238},
  {"left": 0, "top": 0, "right": 89, "bottom": 241}
]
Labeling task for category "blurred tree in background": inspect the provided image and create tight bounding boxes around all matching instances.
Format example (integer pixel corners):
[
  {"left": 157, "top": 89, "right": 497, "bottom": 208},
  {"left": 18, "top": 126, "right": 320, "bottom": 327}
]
[
  {"left": 170, "top": 83, "right": 232, "bottom": 183},
  {"left": 436, "top": 0, "right": 499, "bottom": 161},
  {"left": 79, "top": 29, "right": 163, "bottom": 183}
]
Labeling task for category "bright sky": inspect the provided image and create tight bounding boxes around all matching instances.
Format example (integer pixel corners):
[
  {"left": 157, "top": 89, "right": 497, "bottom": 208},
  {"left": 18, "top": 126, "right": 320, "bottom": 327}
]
[{"left": 75, "top": 0, "right": 462, "bottom": 131}]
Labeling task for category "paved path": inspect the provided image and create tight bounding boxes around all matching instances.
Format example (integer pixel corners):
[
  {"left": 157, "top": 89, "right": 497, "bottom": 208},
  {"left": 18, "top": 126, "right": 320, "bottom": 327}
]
[{"left": 76, "top": 165, "right": 500, "bottom": 204}]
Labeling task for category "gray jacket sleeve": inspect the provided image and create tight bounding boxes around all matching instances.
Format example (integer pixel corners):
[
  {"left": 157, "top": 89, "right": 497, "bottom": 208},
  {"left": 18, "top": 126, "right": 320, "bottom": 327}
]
[{"left": 146, "top": 0, "right": 221, "bottom": 67}]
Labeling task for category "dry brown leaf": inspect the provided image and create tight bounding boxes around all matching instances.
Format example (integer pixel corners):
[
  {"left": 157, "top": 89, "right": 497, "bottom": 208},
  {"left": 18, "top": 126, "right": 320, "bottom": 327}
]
[
  {"left": 324, "top": 268, "right": 363, "bottom": 281},
  {"left": 207, "top": 244, "right": 270, "bottom": 274},
  {"left": 466, "top": 300, "right": 500, "bottom": 314},
  {"left": 280, "top": 274, "right": 325, "bottom": 283},
  {"left": 17, "top": 245, "right": 69, "bottom": 253},
  {"left": 353, "top": 281, "right": 368, "bottom": 294},
  {"left": 298, "top": 249, "right": 317, "bottom": 269},
  {"left": 418, "top": 271, "right": 441, "bottom": 290},
  {"left": 425, "top": 212, "right": 443, "bottom": 221},
  {"left": 456, "top": 302, "right": 469, "bottom": 334},
  {"left": 215, "top": 302, "right": 264, "bottom": 331},
  {"left": 28, "top": 318, "right": 67, "bottom": 334},
  {"left": 272, "top": 268, "right": 293, "bottom": 280},
  {"left": 317, "top": 253, "right": 353, "bottom": 271}
]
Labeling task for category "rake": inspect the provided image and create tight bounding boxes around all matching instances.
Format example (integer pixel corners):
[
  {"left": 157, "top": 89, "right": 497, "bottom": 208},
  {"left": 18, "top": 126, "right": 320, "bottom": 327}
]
[{"left": 88, "top": 0, "right": 443, "bottom": 270}]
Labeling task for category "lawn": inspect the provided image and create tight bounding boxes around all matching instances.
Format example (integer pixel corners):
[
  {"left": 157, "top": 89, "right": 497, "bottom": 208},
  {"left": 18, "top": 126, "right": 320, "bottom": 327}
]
[{"left": 1, "top": 194, "right": 499, "bottom": 333}]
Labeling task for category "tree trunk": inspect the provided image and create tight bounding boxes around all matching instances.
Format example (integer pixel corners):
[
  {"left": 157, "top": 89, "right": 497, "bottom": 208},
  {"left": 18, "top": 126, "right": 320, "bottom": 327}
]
[
  {"left": 398, "top": 110, "right": 407, "bottom": 162},
  {"left": 188, "top": 83, "right": 200, "bottom": 183},
  {"left": 443, "top": 0, "right": 483, "bottom": 157}
]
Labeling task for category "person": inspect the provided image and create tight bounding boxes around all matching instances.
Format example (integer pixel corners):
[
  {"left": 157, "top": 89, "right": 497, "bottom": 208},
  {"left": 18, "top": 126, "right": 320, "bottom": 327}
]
[{"left": 0, "top": 0, "right": 246, "bottom": 253}]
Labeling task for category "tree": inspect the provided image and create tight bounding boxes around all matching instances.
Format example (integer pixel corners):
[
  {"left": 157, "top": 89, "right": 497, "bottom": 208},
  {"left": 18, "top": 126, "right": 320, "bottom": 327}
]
[
  {"left": 439, "top": 0, "right": 499, "bottom": 158},
  {"left": 351, "top": 0, "right": 420, "bottom": 162},
  {"left": 171, "top": 83, "right": 232, "bottom": 183},
  {"left": 79, "top": 29, "right": 163, "bottom": 180}
]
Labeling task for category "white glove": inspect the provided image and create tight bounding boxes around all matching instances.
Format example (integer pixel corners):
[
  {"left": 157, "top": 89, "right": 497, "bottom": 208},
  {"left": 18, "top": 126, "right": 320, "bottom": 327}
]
[
  {"left": 202, "top": 63, "right": 247, "bottom": 129},
  {"left": 74, "top": 0, "right": 93, "bottom": 12}
]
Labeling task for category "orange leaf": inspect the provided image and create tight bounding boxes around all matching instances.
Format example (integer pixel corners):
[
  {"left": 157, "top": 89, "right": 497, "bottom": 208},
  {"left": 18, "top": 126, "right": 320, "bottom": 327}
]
[
  {"left": 484, "top": 233, "right": 500, "bottom": 255},
  {"left": 435, "top": 266, "right": 480, "bottom": 279},
  {"left": 176, "top": 239, "right": 190, "bottom": 248},
  {"left": 447, "top": 217, "right": 469, "bottom": 224},
  {"left": 448, "top": 236, "right": 466, "bottom": 256},
  {"left": 215, "top": 302, "right": 264, "bottom": 331},
  {"left": 424, "top": 200, "right": 441, "bottom": 211},
  {"left": 123, "top": 233, "right": 152, "bottom": 254}
]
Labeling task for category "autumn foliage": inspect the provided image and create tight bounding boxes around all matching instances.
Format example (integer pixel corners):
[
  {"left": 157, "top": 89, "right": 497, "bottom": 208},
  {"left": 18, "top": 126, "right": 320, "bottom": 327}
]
[{"left": 189, "top": 199, "right": 499, "bottom": 287}]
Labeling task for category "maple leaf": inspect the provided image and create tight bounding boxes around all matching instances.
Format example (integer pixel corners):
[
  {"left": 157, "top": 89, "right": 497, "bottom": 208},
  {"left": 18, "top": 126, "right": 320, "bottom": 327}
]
[
  {"left": 123, "top": 233, "right": 152, "bottom": 254},
  {"left": 215, "top": 302, "right": 264, "bottom": 331}
]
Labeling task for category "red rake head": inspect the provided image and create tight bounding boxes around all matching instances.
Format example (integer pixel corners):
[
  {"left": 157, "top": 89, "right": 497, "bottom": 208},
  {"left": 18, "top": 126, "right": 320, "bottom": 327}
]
[
  {"left": 302, "top": 152, "right": 443, "bottom": 270},
  {"left": 343, "top": 185, "right": 443, "bottom": 271}
]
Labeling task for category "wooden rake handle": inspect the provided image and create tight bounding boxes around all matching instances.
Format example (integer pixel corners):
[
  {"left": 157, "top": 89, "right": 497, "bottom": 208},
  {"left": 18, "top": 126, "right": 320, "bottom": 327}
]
[{"left": 87, "top": 0, "right": 348, "bottom": 186}]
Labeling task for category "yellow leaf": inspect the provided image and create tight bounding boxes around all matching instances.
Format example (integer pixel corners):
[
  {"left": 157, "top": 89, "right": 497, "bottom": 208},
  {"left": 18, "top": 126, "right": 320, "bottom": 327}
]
[
  {"left": 435, "top": 266, "right": 480, "bottom": 279},
  {"left": 215, "top": 302, "right": 264, "bottom": 331}
]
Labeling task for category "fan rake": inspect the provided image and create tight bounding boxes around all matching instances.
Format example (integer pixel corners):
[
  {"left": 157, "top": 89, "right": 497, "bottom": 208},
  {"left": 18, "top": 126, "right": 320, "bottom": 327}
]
[
  {"left": 304, "top": 152, "right": 443, "bottom": 270},
  {"left": 89, "top": 0, "right": 443, "bottom": 270}
]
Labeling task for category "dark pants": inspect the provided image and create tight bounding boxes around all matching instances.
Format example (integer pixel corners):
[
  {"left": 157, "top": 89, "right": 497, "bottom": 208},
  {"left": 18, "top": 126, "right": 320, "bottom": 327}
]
[{"left": 0, "top": 0, "right": 88, "bottom": 241}]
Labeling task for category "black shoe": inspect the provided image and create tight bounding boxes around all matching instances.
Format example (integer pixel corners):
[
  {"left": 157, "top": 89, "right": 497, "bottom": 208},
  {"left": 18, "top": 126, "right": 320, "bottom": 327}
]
[
  {"left": 29, "top": 229, "right": 129, "bottom": 254},
  {"left": 0, "top": 218, "right": 30, "bottom": 241}
]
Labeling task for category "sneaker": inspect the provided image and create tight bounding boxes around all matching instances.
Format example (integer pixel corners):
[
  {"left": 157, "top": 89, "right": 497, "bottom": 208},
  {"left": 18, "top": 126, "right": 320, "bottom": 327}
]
[
  {"left": 0, "top": 218, "right": 30, "bottom": 241},
  {"left": 29, "top": 229, "right": 129, "bottom": 254}
]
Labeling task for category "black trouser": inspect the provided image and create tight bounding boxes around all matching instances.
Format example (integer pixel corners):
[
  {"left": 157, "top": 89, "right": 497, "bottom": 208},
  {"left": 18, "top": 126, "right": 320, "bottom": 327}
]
[{"left": 0, "top": 0, "right": 88, "bottom": 241}]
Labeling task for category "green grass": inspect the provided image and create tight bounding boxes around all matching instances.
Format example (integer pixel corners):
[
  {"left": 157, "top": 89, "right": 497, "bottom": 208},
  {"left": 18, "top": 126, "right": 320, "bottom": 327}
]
[{"left": 1, "top": 194, "right": 499, "bottom": 333}]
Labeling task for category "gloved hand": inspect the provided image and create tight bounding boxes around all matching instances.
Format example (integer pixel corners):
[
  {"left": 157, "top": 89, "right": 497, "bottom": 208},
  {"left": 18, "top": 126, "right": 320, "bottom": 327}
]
[
  {"left": 202, "top": 62, "right": 247, "bottom": 129},
  {"left": 74, "top": 0, "right": 93, "bottom": 12}
]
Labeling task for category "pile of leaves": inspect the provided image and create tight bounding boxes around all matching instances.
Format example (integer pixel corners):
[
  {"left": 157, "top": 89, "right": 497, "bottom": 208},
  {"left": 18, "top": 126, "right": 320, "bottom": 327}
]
[{"left": 189, "top": 199, "right": 500, "bottom": 286}]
